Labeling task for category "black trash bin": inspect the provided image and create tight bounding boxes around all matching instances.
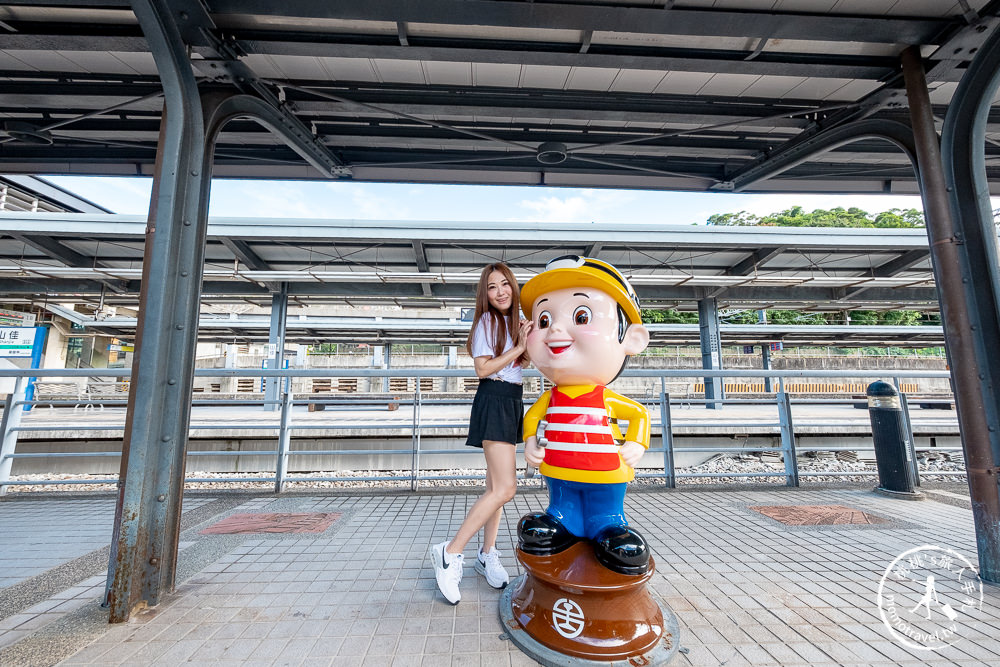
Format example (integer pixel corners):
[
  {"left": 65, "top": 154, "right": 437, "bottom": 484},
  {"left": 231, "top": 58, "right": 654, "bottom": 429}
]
[{"left": 867, "top": 381, "right": 921, "bottom": 498}]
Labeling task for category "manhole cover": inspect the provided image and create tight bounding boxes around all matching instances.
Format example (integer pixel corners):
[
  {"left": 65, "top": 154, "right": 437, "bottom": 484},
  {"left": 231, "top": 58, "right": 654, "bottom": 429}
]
[
  {"left": 749, "top": 504, "right": 889, "bottom": 526},
  {"left": 200, "top": 512, "right": 342, "bottom": 535}
]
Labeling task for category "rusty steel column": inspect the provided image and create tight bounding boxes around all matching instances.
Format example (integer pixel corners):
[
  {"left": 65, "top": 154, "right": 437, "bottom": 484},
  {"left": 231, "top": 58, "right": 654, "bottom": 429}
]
[
  {"left": 106, "top": 0, "right": 210, "bottom": 622},
  {"left": 902, "top": 44, "right": 1000, "bottom": 582}
]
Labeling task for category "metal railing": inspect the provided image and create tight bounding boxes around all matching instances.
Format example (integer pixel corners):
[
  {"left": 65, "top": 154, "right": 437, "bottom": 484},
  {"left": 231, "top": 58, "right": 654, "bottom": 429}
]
[{"left": 0, "top": 366, "right": 961, "bottom": 494}]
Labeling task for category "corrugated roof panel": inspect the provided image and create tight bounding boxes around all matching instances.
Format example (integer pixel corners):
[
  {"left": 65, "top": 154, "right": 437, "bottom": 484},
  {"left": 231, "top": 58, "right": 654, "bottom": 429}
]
[
  {"left": 0, "top": 50, "right": 38, "bottom": 72},
  {"left": 609, "top": 69, "right": 668, "bottom": 93},
  {"left": 422, "top": 61, "right": 473, "bottom": 86},
  {"left": 113, "top": 52, "right": 158, "bottom": 76},
  {"left": 320, "top": 57, "right": 379, "bottom": 82},
  {"left": 372, "top": 59, "right": 426, "bottom": 85},
  {"left": 0, "top": 0, "right": 994, "bottom": 194},
  {"left": 261, "top": 54, "right": 330, "bottom": 81},
  {"left": 928, "top": 82, "right": 958, "bottom": 105},
  {"left": 775, "top": 1, "right": 844, "bottom": 13},
  {"left": 697, "top": 73, "right": 762, "bottom": 97},
  {"left": 4, "top": 50, "right": 83, "bottom": 73},
  {"left": 701, "top": 0, "right": 981, "bottom": 16},
  {"left": 565, "top": 66, "right": 620, "bottom": 91},
  {"left": 654, "top": 71, "right": 715, "bottom": 95},
  {"left": 472, "top": 63, "right": 521, "bottom": 87},
  {"left": 878, "top": 0, "right": 989, "bottom": 16},
  {"left": 784, "top": 77, "right": 856, "bottom": 100},
  {"left": 58, "top": 52, "right": 143, "bottom": 76},
  {"left": 740, "top": 75, "right": 809, "bottom": 99},
  {"left": 822, "top": 79, "right": 883, "bottom": 100},
  {"left": 518, "top": 65, "right": 571, "bottom": 89},
  {"left": 596, "top": 31, "right": 896, "bottom": 56}
]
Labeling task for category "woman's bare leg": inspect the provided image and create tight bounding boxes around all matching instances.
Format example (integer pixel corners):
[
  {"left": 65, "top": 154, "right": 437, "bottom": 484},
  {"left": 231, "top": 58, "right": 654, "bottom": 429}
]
[{"left": 446, "top": 440, "right": 517, "bottom": 555}]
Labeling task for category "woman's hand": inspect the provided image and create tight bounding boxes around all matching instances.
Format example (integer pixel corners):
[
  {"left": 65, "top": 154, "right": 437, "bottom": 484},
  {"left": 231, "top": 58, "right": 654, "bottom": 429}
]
[{"left": 516, "top": 319, "right": 533, "bottom": 353}]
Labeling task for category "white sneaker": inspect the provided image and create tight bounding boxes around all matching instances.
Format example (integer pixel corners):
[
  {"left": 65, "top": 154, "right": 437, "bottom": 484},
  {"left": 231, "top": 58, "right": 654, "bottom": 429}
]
[
  {"left": 430, "top": 541, "right": 463, "bottom": 604},
  {"left": 475, "top": 546, "right": 510, "bottom": 589}
]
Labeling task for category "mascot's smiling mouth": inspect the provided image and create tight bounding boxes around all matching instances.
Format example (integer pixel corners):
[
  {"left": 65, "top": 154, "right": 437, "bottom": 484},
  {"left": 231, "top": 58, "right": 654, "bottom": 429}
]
[{"left": 548, "top": 341, "right": 572, "bottom": 354}]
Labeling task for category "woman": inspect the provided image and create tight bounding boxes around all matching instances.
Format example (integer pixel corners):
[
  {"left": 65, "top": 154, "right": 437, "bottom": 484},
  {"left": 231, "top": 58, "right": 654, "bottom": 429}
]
[{"left": 430, "top": 262, "right": 531, "bottom": 604}]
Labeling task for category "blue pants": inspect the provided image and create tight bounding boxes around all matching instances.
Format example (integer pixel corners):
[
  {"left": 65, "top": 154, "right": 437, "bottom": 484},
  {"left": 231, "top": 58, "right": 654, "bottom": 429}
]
[{"left": 544, "top": 478, "right": 628, "bottom": 539}]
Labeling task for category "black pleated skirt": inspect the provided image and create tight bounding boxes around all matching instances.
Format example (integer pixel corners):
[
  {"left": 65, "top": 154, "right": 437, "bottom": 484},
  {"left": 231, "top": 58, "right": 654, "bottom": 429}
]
[{"left": 465, "top": 378, "right": 524, "bottom": 447}]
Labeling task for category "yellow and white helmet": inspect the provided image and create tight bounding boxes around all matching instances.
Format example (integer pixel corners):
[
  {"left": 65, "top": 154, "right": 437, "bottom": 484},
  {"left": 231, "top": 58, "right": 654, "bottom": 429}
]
[{"left": 521, "top": 255, "right": 641, "bottom": 324}]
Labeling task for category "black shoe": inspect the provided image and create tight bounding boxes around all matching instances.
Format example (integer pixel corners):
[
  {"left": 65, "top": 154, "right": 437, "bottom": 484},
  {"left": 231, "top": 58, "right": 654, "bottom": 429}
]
[
  {"left": 593, "top": 525, "right": 650, "bottom": 575},
  {"left": 517, "top": 512, "right": 577, "bottom": 555}
]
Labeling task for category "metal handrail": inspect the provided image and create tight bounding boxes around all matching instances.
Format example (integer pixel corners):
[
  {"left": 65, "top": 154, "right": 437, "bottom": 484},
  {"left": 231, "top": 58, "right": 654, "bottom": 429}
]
[{"left": 0, "top": 367, "right": 961, "bottom": 493}]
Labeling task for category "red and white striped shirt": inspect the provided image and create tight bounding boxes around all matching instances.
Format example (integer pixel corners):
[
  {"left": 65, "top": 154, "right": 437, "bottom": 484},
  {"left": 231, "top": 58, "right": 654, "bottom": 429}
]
[{"left": 543, "top": 385, "right": 620, "bottom": 471}]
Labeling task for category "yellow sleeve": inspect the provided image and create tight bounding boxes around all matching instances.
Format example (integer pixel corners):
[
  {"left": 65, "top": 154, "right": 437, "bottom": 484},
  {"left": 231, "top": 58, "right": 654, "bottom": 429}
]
[
  {"left": 523, "top": 389, "right": 552, "bottom": 438},
  {"left": 603, "top": 389, "right": 650, "bottom": 448}
]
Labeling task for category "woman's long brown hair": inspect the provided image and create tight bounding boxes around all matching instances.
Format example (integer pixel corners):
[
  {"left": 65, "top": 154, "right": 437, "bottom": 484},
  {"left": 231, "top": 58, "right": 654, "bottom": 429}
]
[{"left": 465, "top": 262, "right": 522, "bottom": 361}]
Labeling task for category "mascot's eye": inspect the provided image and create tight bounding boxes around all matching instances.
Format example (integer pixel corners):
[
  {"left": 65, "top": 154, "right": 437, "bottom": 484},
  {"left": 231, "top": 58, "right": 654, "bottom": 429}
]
[
  {"left": 537, "top": 311, "right": 551, "bottom": 329},
  {"left": 574, "top": 306, "right": 592, "bottom": 325}
]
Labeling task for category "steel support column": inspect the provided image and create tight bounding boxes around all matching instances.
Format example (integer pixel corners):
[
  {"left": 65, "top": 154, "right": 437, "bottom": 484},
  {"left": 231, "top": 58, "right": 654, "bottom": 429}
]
[
  {"left": 107, "top": 0, "right": 209, "bottom": 622},
  {"left": 264, "top": 283, "right": 289, "bottom": 411},
  {"left": 698, "top": 297, "right": 724, "bottom": 409},
  {"left": 383, "top": 344, "right": 392, "bottom": 393},
  {"left": 921, "top": 30, "right": 1000, "bottom": 581},
  {"left": 759, "top": 310, "right": 773, "bottom": 393},
  {"left": 761, "top": 346, "right": 773, "bottom": 393}
]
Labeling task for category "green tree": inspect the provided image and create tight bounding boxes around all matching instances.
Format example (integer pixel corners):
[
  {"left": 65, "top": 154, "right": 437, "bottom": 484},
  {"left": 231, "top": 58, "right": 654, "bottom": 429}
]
[
  {"left": 848, "top": 310, "right": 924, "bottom": 326},
  {"left": 643, "top": 307, "right": 933, "bottom": 327},
  {"left": 706, "top": 206, "right": 924, "bottom": 228},
  {"left": 641, "top": 308, "right": 699, "bottom": 324},
  {"left": 706, "top": 211, "right": 760, "bottom": 226}
]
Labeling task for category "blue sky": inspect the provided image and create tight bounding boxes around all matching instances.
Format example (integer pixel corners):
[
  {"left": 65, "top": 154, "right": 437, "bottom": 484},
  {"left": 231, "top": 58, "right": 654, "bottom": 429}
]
[{"left": 47, "top": 175, "right": 928, "bottom": 224}]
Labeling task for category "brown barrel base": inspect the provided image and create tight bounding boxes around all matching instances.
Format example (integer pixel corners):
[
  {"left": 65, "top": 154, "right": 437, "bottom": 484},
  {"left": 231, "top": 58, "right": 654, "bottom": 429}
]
[{"left": 500, "top": 542, "right": 679, "bottom": 665}]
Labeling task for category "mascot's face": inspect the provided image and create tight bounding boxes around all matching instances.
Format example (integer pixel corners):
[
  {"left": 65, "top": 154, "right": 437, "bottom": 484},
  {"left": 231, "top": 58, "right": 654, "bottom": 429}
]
[{"left": 527, "top": 287, "right": 647, "bottom": 386}]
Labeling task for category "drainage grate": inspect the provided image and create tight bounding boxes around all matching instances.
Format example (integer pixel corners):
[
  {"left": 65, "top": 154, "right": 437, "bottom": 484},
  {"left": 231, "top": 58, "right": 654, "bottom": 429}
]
[
  {"left": 199, "top": 512, "right": 343, "bottom": 535},
  {"left": 749, "top": 504, "right": 889, "bottom": 526}
]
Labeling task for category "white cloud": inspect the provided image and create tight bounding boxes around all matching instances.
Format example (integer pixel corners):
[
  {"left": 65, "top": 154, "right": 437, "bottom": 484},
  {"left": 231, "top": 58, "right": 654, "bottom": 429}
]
[
  {"left": 325, "top": 183, "right": 412, "bottom": 219},
  {"left": 210, "top": 182, "right": 327, "bottom": 218},
  {"left": 511, "top": 189, "right": 636, "bottom": 222}
]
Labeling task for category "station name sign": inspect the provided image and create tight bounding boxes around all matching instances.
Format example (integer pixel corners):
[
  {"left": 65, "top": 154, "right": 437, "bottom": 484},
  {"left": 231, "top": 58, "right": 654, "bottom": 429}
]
[{"left": 0, "top": 327, "right": 37, "bottom": 357}]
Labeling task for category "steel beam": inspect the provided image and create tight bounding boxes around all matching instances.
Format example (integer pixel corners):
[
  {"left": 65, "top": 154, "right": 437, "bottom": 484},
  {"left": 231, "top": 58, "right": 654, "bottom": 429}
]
[
  {"left": 726, "top": 246, "right": 784, "bottom": 276},
  {"left": 721, "top": 119, "right": 918, "bottom": 192},
  {"left": 698, "top": 297, "right": 724, "bottom": 410},
  {"left": 411, "top": 240, "right": 434, "bottom": 298},
  {"left": 221, "top": 238, "right": 271, "bottom": 271},
  {"left": 192, "top": 91, "right": 349, "bottom": 178},
  {"left": 932, "top": 32, "right": 1000, "bottom": 581},
  {"left": 249, "top": 41, "right": 891, "bottom": 80},
  {"left": 211, "top": 0, "right": 944, "bottom": 44},
  {"left": 106, "top": 0, "right": 210, "bottom": 623},
  {"left": 10, "top": 233, "right": 97, "bottom": 268},
  {"left": 871, "top": 249, "right": 930, "bottom": 277},
  {"left": 264, "top": 283, "right": 289, "bottom": 411}
]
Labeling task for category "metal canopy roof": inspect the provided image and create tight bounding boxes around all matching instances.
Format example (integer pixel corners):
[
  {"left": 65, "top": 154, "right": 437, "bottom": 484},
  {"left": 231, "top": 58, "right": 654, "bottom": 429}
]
[
  {"left": 2, "top": 1, "right": 1000, "bottom": 193},
  {"left": 0, "top": 212, "right": 940, "bottom": 313}
]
